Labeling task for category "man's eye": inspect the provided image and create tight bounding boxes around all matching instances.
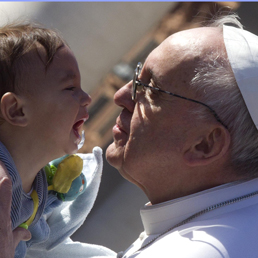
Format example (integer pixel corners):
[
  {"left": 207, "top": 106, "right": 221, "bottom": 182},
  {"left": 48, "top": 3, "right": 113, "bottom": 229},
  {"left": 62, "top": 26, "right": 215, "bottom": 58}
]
[{"left": 147, "top": 86, "right": 159, "bottom": 95}]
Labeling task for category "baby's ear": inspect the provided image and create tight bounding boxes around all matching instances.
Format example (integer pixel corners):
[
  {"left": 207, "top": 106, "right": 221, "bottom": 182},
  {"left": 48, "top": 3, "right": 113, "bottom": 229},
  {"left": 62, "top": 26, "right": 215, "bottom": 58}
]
[{"left": 0, "top": 92, "right": 28, "bottom": 127}]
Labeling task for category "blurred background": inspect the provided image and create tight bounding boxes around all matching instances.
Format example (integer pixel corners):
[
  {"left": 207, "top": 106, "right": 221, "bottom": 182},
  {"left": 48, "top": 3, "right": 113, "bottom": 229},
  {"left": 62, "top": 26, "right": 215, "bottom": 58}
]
[{"left": 0, "top": 1, "right": 257, "bottom": 253}]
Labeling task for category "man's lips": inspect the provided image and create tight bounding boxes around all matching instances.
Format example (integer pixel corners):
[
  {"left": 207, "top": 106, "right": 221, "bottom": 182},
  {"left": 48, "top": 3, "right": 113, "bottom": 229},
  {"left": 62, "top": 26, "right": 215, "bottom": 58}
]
[
  {"left": 112, "top": 109, "right": 132, "bottom": 139},
  {"left": 115, "top": 116, "right": 128, "bottom": 132},
  {"left": 113, "top": 123, "right": 126, "bottom": 135},
  {"left": 113, "top": 112, "right": 131, "bottom": 135}
]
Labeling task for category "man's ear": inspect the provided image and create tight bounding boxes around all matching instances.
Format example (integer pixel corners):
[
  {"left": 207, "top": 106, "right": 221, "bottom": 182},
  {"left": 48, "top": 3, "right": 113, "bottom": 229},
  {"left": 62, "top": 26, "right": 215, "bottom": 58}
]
[
  {"left": 183, "top": 126, "right": 231, "bottom": 167},
  {"left": 0, "top": 92, "right": 28, "bottom": 127}
]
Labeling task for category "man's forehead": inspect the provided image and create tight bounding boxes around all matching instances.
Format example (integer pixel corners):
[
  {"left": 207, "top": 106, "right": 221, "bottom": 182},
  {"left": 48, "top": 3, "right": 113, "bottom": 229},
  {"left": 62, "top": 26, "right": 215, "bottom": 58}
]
[
  {"left": 168, "top": 26, "right": 222, "bottom": 42},
  {"left": 141, "top": 26, "right": 224, "bottom": 95},
  {"left": 145, "top": 26, "right": 223, "bottom": 70},
  {"left": 154, "top": 27, "right": 223, "bottom": 56}
]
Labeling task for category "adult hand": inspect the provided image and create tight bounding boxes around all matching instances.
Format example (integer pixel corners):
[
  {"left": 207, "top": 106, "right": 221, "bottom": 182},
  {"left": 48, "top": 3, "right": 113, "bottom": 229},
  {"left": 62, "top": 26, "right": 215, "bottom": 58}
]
[{"left": 0, "top": 162, "right": 31, "bottom": 258}]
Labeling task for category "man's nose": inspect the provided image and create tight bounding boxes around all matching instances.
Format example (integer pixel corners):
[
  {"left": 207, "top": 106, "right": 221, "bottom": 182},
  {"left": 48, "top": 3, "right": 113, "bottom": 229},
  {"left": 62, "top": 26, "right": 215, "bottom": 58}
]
[{"left": 114, "top": 81, "right": 135, "bottom": 112}]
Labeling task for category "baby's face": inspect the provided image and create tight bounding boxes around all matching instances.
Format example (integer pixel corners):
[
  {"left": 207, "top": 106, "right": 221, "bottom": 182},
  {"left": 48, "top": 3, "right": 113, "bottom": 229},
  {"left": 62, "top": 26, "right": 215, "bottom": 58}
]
[{"left": 22, "top": 45, "right": 91, "bottom": 159}]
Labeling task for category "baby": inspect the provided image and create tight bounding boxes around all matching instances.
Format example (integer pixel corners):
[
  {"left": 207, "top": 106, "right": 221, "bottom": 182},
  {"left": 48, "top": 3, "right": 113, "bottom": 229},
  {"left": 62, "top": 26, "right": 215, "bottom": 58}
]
[{"left": 0, "top": 22, "right": 115, "bottom": 258}]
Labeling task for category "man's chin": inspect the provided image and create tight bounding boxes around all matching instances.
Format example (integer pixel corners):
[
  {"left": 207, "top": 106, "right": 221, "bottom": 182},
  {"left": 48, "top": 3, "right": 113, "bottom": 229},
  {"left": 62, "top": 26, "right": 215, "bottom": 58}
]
[{"left": 105, "top": 141, "right": 125, "bottom": 170}]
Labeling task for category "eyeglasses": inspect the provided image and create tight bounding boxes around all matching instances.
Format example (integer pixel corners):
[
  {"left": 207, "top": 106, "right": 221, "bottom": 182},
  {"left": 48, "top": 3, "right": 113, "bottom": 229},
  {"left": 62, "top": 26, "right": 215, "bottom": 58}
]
[{"left": 132, "top": 62, "right": 228, "bottom": 129}]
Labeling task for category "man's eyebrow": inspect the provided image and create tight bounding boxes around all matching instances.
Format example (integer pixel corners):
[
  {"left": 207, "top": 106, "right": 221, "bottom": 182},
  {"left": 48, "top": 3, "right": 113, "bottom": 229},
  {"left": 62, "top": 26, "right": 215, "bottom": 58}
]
[{"left": 149, "top": 68, "right": 161, "bottom": 88}]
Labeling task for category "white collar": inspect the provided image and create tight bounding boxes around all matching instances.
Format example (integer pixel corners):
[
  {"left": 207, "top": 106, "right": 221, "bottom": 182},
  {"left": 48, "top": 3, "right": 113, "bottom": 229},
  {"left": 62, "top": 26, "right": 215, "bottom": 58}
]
[{"left": 140, "top": 177, "right": 258, "bottom": 235}]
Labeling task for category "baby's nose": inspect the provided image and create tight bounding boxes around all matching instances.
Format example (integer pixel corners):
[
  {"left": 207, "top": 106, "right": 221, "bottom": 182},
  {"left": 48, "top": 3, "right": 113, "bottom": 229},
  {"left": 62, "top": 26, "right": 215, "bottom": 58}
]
[{"left": 80, "top": 90, "right": 92, "bottom": 106}]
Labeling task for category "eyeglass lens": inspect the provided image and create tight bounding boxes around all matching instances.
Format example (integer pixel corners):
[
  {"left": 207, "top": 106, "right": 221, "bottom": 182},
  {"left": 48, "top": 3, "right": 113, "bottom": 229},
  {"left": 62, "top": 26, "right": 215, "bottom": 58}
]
[{"left": 132, "top": 62, "right": 143, "bottom": 101}]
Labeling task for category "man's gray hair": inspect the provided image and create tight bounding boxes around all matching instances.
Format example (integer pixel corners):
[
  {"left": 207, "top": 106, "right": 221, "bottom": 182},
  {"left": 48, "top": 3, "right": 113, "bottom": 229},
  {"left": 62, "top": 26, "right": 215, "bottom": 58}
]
[{"left": 190, "top": 14, "right": 258, "bottom": 178}]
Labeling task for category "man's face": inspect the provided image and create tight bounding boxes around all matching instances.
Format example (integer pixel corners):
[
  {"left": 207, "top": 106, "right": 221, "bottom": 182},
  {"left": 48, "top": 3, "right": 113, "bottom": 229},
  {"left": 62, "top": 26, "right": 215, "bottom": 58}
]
[
  {"left": 106, "top": 27, "right": 223, "bottom": 202},
  {"left": 21, "top": 45, "right": 91, "bottom": 159}
]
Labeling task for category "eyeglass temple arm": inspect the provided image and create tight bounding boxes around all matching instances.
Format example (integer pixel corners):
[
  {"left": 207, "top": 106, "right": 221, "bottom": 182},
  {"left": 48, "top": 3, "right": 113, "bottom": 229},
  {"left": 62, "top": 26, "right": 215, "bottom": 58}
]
[{"left": 137, "top": 79, "right": 228, "bottom": 129}]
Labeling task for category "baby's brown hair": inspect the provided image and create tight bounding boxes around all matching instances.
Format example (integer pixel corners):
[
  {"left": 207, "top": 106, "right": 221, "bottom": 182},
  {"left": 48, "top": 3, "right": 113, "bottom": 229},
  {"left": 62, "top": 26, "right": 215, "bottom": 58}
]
[{"left": 0, "top": 22, "right": 67, "bottom": 98}]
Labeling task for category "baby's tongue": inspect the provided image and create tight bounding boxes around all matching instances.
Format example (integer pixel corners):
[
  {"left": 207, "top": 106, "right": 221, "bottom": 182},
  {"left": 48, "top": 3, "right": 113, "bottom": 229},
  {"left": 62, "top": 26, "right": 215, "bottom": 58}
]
[{"left": 73, "top": 120, "right": 85, "bottom": 149}]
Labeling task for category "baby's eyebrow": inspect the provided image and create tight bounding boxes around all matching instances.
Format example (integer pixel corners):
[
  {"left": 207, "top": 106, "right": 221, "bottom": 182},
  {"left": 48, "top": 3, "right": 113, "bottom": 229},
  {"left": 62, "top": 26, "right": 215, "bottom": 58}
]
[{"left": 59, "top": 70, "right": 76, "bottom": 82}]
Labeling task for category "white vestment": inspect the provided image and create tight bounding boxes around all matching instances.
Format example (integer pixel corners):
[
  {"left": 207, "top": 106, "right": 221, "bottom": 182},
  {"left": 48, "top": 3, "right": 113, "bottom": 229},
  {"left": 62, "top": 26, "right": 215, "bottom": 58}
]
[{"left": 121, "top": 177, "right": 258, "bottom": 258}]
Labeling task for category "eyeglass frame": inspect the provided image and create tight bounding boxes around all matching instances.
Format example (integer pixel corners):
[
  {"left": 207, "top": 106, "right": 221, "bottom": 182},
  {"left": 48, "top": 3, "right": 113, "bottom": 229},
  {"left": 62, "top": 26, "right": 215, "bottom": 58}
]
[{"left": 132, "top": 62, "right": 228, "bottom": 129}]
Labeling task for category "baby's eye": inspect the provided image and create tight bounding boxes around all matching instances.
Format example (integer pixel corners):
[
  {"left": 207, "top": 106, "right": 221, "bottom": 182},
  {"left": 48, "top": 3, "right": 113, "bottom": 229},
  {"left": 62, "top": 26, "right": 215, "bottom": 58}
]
[{"left": 65, "top": 86, "right": 75, "bottom": 91}]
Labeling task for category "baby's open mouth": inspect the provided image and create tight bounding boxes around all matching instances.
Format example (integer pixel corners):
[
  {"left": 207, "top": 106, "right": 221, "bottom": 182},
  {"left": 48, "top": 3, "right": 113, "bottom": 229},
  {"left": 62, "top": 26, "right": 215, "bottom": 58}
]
[{"left": 73, "top": 120, "right": 85, "bottom": 139}]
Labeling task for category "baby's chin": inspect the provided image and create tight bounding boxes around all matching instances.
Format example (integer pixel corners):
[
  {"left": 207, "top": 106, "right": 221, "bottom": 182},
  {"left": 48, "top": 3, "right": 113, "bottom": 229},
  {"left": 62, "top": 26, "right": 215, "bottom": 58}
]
[
  {"left": 68, "top": 130, "right": 84, "bottom": 153},
  {"left": 62, "top": 142, "right": 80, "bottom": 156},
  {"left": 69, "top": 148, "right": 79, "bottom": 155},
  {"left": 74, "top": 136, "right": 81, "bottom": 146}
]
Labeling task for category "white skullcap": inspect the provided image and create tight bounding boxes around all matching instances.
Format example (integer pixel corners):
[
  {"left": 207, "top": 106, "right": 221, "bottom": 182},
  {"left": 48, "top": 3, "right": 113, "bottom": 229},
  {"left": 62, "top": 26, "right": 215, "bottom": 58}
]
[{"left": 223, "top": 25, "right": 258, "bottom": 129}]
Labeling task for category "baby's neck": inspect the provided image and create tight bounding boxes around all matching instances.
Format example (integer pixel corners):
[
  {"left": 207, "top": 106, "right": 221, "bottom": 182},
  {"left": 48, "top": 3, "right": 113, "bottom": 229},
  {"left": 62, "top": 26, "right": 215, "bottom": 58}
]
[
  {"left": 0, "top": 133, "right": 50, "bottom": 193},
  {"left": 8, "top": 144, "right": 44, "bottom": 193}
]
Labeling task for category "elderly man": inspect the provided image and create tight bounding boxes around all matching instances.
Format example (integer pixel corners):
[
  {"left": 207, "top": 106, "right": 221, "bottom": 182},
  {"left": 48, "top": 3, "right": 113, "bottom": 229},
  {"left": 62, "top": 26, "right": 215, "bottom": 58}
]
[{"left": 106, "top": 14, "right": 258, "bottom": 257}]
